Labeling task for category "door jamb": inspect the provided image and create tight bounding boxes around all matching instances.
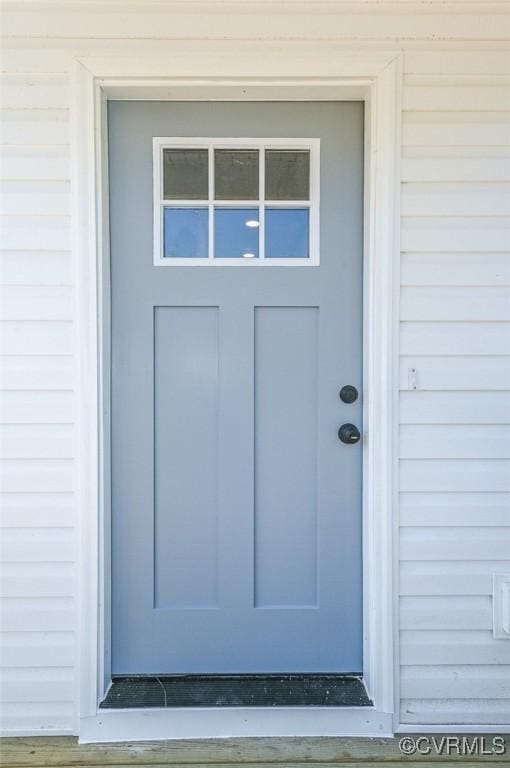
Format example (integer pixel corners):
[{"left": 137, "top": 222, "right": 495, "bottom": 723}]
[{"left": 72, "top": 50, "right": 401, "bottom": 742}]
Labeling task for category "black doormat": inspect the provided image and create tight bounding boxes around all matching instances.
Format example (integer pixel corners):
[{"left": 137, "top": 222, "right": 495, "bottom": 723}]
[{"left": 100, "top": 674, "right": 371, "bottom": 709}]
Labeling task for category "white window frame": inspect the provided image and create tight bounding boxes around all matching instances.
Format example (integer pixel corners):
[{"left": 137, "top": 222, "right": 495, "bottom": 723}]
[
  {"left": 153, "top": 137, "right": 320, "bottom": 266},
  {"left": 72, "top": 48, "right": 401, "bottom": 743}
]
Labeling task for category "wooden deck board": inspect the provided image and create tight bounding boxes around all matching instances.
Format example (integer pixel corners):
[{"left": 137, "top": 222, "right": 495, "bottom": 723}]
[
  {"left": 1, "top": 736, "right": 509, "bottom": 767},
  {"left": 2, "top": 763, "right": 507, "bottom": 768}
]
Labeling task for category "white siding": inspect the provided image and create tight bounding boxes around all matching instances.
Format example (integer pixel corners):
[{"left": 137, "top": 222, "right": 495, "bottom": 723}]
[
  {"left": 399, "top": 55, "right": 510, "bottom": 726},
  {"left": 0, "top": 65, "right": 75, "bottom": 734},
  {"left": 0, "top": 2, "right": 509, "bottom": 735}
]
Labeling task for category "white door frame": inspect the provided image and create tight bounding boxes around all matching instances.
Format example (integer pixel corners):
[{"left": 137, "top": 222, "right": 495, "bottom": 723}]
[{"left": 72, "top": 44, "right": 402, "bottom": 743}]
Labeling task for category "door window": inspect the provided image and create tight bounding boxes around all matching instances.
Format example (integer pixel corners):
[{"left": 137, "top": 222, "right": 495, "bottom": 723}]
[{"left": 153, "top": 138, "right": 319, "bottom": 265}]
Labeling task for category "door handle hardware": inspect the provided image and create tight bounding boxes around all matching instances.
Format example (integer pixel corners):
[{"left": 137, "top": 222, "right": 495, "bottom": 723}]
[
  {"left": 338, "top": 423, "right": 361, "bottom": 444},
  {"left": 339, "top": 385, "right": 358, "bottom": 404}
]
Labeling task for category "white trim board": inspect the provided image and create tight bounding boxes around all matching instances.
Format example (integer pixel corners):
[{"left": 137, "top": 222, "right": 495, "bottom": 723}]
[
  {"left": 72, "top": 49, "right": 401, "bottom": 743},
  {"left": 80, "top": 707, "right": 394, "bottom": 743}
]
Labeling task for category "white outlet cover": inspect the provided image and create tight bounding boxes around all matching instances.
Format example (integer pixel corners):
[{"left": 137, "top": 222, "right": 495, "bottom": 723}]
[{"left": 493, "top": 574, "right": 510, "bottom": 639}]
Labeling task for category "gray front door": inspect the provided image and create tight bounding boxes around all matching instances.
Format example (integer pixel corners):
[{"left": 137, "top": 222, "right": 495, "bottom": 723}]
[{"left": 109, "top": 101, "right": 364, "bottom": 673}]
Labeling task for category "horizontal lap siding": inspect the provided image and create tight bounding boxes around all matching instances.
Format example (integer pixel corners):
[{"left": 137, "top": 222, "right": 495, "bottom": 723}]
[
  {"left": 0, "top": 71, "right": 75, "bottom": 735},
  {"left": 399, "top": 60, "right": 510, "bottom": 727}
]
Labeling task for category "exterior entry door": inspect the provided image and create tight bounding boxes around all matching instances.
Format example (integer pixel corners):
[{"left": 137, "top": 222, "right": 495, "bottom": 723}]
[{"left": 109, "top": 101, "right": 364, "bottom": 673}]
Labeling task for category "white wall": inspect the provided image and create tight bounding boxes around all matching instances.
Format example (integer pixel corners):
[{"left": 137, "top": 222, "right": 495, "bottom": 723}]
[
  {"left": 399, "top": 50, "right": 510, "bottom": 726},
  {"left": 0, "top": 0, "right": 509, "bottom": 735}
]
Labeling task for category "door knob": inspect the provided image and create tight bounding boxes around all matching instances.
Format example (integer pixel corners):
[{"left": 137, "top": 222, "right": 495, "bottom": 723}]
[{"left": 338, "top": 423, "right": 361, "bottom": 444}]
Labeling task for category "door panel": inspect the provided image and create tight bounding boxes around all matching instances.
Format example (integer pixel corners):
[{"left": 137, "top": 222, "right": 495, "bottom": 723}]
[
  {"left": 109, "top": 101, "right": 364, "bottom": 673},
  {"left": 254, "top": 307, "right": 319, "bottom": 608},
  {"left": 154, "top": 306, "right": 219, "bottom": 610}
]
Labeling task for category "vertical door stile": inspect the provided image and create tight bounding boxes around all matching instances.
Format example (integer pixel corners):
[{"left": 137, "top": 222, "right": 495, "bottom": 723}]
[{"left": 217, "top": 301, "right": 255, "bottom": 612}]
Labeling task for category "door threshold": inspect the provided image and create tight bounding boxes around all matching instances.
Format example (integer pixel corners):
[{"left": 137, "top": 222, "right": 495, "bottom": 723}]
[{"left": 100, "top": 674, "right": 371, "bottom": 709}]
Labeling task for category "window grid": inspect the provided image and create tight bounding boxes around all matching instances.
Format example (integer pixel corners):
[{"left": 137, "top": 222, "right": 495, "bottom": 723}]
[
  {"left": 259, "top": 148, "right": 265, "bottom": 261},
  {"left": 153, "top": 138, "right": 320, "bottom": 265},
  {"left": 208, "top": 144, "right": 214, "bottom": 261}
]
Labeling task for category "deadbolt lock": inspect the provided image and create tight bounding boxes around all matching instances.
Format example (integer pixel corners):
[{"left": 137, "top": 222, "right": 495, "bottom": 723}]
[{"left": 339, "top": 385, "right": 358, "bottom": 404}]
